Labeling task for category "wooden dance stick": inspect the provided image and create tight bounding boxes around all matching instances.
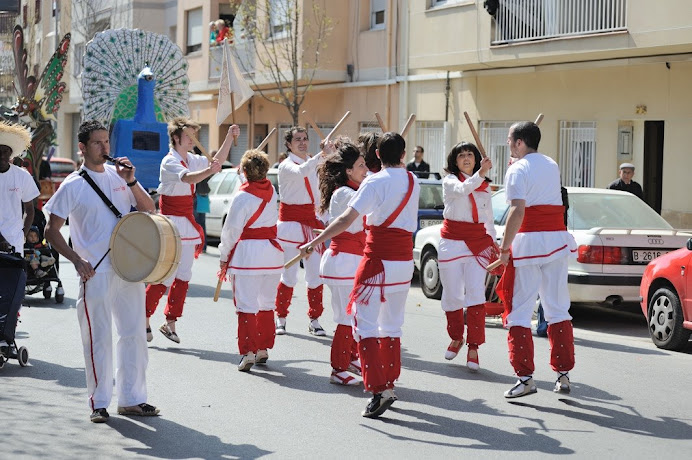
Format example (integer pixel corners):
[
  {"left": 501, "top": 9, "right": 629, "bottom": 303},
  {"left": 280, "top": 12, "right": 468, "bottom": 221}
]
[
  {"left": 400, "top": 114, "right": 416, "bottom": 138},
  {"left": 230, "top": 93, "right": 238, "bottom": 146},
  {"left": 463, "top": 111, "right": 487, "bottom": 158},
  {"left": 375, "top": 112, "right": 387, "bottom": 132},
  {"left": 256, "top": 127, "right": 277, "bottom": 150},
  {"left": 486, "top": 259, "right": 503, "bottom": 272},
  {"left": 213, "top": 260, "right": 229, "bottom": 302},
  {"left": 325, "top": 111, "right": 351, "bottom": 140},
  {"left": 535, "top": 113, "right": 544, "bottom": 125},
  {"left": 284, "top": 246, "right": 314, "bottom": 269},
  {"left": 184, "top": 128, "right": 214, "bottom": 162},
  {"left": 301, "top": 110, "right": 325, "bottom": 139}
]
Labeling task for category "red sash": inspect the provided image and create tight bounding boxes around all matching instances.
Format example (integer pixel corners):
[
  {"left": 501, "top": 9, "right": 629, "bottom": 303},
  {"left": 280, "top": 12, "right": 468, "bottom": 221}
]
[
  {"left": 441, "top": 219, "right": 499, "bottom": 270},
  {"left": 160, "top": 194, "right": 205, "bottom": 258},
  {"left": 330, "top": 231, "right": 366, "bottom": 256},
  {"left": 348, "top": 172, "right": 414, "bottom": 312},
  {"left": 278, "top": 175, "right": 325, "bottom": 253},
  {"left": 496, "top": 205, "right": 567, "bottom": 325}
]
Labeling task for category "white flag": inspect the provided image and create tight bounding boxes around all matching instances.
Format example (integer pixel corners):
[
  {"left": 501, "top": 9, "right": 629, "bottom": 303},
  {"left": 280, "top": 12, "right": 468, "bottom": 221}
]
[{"left": 217, "top": 39, "right": 254, "bottom": 126}]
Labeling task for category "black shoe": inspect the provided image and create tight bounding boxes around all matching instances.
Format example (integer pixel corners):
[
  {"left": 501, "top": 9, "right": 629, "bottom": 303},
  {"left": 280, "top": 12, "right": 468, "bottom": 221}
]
[
  {"left": 90, "top": 408, "right": 110, "bottom": 423},
  {"left": 361, "top": 392, "right": 395, "bottom": 418}
]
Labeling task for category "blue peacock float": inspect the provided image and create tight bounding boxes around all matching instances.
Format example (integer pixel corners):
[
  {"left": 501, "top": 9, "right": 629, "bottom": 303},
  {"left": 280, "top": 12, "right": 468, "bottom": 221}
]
[{"left": 81, "top": 29, "right": 190, "bottom": 189}]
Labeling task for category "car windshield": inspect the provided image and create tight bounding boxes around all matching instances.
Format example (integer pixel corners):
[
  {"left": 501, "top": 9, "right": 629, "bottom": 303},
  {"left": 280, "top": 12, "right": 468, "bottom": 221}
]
[
  {"left": 492, "top": 190, "right": 509, "bottom": 225},
  {"left": 207, "top": 172, "right": 225, "bottom": 193},
  {"left": 568, "top": 193, "right": 672, "bottom": 230},
  {"left": 419, "top": 183, "right": 443, "bottom": 210}
]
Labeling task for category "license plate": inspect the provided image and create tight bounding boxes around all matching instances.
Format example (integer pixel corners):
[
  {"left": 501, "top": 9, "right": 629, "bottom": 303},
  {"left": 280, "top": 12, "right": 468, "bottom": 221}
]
[
  {"left": 632, "top": 249, "right": 670, "bottom": 263},
  {"left": 420, "top": 219, "right": 442, "bottom": 229}
]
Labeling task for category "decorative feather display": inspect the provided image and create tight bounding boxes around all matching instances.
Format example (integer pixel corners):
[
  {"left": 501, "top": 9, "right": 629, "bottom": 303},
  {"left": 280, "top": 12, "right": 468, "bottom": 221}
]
[{"left": 82, "top": 28, "right": 190, "bottom": 127}]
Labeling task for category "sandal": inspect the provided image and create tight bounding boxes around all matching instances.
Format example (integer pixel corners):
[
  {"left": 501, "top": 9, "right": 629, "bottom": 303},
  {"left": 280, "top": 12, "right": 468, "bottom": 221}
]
[{"left": 117, "top": 403, "right": 160, "bottom": 416}]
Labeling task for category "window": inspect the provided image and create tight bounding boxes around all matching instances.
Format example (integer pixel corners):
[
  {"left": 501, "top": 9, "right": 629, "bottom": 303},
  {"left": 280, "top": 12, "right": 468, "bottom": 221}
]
[
  {"left": 480, "top": 121, "right": 513, "bottom": 185},
  {"left": 186, "top": 8, "right": 203, "bottom": 54},
  {"left": 72, "top": 42, "right": 84, "bottom": 77},
  {"left": 371, "top": 0, "right": 385, "bottom": 30},
  {"left": 35, "top": 0, "right": 41, "bottom": 23},
  {"left": 269, "top": 0, "right": 291, "bottom": 39},
  {"left": 359, "top": 121, "right": 381, "bottom": 134},
  {"left": 559, "top": 121, "right": 596, "bottom": 188},
  {"left": 414, "top": 121, "right": 447, "bottom": 174}
]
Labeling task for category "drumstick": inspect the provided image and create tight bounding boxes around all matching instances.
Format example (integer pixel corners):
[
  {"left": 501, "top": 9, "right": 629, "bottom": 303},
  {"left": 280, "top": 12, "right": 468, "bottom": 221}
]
[
  {"left": 535, "top": 113, "right": 544, "bottom": 125},
  {"left": 400, "top": 114, "right": 416, "bottom": 138},
  {"left": 256, "top": 127, "right": 277, "bottom": 150},
  {"left": 184, "top": 128, "right": 214, "bottom": 162},
  {"left": 325, "top": 111, "right": 351, "bottom": 140},
  {"left": 463, "top": 111, "right": 487, "bottom": 158},
  {"left": 486, "top": 259, "right": 503, "bottom": 272},
  {"left": 375, "top": 112, "right": 387, "bottom": 132},
  {"left": 301, "top": 110, "right": 325, "bottom": 139}
]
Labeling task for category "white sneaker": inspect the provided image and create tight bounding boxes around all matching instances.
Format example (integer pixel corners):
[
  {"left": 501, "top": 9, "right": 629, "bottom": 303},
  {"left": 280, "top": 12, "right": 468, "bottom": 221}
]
[
  {"left": 504, "top": 377, "right": 537, "bottom": 398},
  {"left": 146, "top": 327, "right": 153, "bottom": 343},
  {"left": 256, "top": 349, "right": 269, "bottom": 364},
  {"left": 275, "top": 317, "right": 286, "bottom": 335},
  {"left": 330, "top": 370, "right": 361, "bottom": 386},
  {"left": 554, "top": 372, "right": 571, "bottom": 394},
  {"left": 308, "top": 319, "right": 326, "bottom": 336},
  {"left": 347, "top": 360, "right": 362, "bottom": 376},
  {"left": 238, "top": 352, "right": 255, "bottom": 372}
]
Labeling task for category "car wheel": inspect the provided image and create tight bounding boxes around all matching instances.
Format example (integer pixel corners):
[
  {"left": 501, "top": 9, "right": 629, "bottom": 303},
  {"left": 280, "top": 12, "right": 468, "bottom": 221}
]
[
  {"left": 648, "top": 287, "right": 691, "bottom": 351},
  {"left": 420, "top": 250, "right": 442, "bottom": 300}
]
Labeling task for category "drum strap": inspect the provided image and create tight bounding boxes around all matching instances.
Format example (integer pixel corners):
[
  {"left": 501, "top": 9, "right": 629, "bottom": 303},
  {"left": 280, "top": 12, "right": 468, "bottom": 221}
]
[{"left": 79, "top": 170, "right": 123, "bottom": 219}]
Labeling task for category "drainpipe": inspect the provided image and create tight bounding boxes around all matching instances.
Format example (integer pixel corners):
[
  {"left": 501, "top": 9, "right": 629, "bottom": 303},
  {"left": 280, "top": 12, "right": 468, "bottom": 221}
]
[
  {"left": 444, "top": 71, "right": 450, "bottom": 122},
  {"left": 384, "top": 0, "right": 394, "bottom": 129},
  {"left": 402, "top": 0, "right": 410, "bottom": 136}
]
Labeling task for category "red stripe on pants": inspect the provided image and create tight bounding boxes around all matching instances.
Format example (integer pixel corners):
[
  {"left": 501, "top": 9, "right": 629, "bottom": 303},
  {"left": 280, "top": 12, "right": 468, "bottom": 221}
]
[
  {"left": 307, "top": 285, "right": 324, "bottom": 320},
  {"left": 145, "top": 283, "right": 167, "bottom": 318},
  {"left": 508, "top": 326, "right": 534, "bottom": 377},
  {"left": 358, "top": 337, "right": 387, "bottom": 394},
  {"left": 548, "top": 320, "right": 575, "bottom": 372},
  {"left": 380, "top": 337, "right": 400, "bottom": 389},
  {"left": 83, "top": 281, "right": 98, "bottom": 411},
  {"left": 275, "top": 282, "right": 293, "bottom": 318},
  {"left": 256, "top": 310, "right": 276, "bottom": 350},
  {"left": 445, "top": 309, "right": 464, "bottom": 341},
  {"left": 466, "top": 304, "right": 486, "bottom": 346},
  {"left": 237, "top": 312, "right": 257, "bottom": 355},
  {"left": 164, "top": 279, "right": 189, "bottom": 320},
  {"left": 331, "top": 324, "right": 354, "bottom": 372}
]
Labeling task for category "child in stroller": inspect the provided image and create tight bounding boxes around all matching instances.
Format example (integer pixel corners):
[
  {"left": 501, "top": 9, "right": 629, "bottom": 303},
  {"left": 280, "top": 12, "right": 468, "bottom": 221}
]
[{"left": 23, "top": 218, "right": 64, "bottom": 303}]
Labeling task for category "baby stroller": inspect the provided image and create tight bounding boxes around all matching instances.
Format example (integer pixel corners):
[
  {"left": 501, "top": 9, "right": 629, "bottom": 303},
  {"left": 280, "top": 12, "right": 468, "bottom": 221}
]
[
  {"left": 24, "top": 218, "right": 64, "bottom": 304},
  {"left": 0, "top": 250, "right": 29, "bottom": 368}
]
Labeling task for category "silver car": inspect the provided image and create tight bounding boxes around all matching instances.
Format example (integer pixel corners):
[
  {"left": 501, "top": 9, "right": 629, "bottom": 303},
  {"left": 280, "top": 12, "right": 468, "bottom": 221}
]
[{"left": 414, "top": 187, "right": 692, "bottom": 305}]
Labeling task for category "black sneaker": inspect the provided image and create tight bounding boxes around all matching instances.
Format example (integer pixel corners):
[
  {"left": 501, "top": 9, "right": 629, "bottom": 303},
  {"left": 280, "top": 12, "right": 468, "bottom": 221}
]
[
  {"left": 361, "top": 392, "right": 395, "bottom": 418},
  {"left": 90, "top": 408, "right": 110, "bottom": 423}
]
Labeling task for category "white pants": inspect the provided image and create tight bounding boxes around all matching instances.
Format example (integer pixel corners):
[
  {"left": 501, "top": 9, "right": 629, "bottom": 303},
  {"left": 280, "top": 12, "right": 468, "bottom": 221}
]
[
  {"left": 439, "top": 258, "right": 487, "bottom": 312},
  {"left": 353, "top": 290, "right": 409, "bottom": 340},
  {"left": 162, "top": 244, "right": 196, "bottom": 286},
  {"left": 77, "top": 272, "right": 148, "bottom": 410},
  {"left": 505, "top": 257, "right": 572, "bottom": 329},
  {"left": 233, "top": 273, "right": 281, "bottom": 314},
  {"left": 280, "top": 242, "right": 322, "bottom": 289},
  {"left": 327, "top": 284, "right": 354, "bottom": 326}
]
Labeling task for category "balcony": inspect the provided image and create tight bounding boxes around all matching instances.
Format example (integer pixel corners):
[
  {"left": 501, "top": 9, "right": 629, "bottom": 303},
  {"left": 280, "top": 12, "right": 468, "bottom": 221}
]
[
  {"left": 209, "top": 41, "right": 256, "bottom": 81},
  {"left": 491, "top": 0, "right": 627, "bottom": 45}
]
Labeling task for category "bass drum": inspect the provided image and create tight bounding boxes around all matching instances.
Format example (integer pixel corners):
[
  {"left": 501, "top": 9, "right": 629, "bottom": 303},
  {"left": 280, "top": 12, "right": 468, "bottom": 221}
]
[{"left": 109, "top": 212, "right": 181, "bottom": 284}]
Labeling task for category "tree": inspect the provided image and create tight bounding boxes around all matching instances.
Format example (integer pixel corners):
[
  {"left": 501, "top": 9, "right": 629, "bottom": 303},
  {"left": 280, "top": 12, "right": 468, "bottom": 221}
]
[{"left": 232, "top": 0, "right": 333, "bottom": 126}]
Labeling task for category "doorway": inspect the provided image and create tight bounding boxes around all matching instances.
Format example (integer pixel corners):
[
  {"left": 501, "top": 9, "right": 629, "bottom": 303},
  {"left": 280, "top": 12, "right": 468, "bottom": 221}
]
[{"left": 642, "top": 121, "right": 664, "bottom": 213}]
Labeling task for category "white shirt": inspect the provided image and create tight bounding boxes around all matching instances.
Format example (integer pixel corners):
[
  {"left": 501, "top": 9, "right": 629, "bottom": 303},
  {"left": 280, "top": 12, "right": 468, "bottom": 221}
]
[
  {"left": 504, "top": 153, "right": 577, "bottom": 266},
  {"left": 158, "top": 148, "right": 209, "bottom": 244},
  {"left": 320, "top": 186, "right": 365, "bottom": 285},
  {"left": 348, "top": 168, "right": 420, "bottom": 292},
  {"left": 44, "top": 166, "right": 138, "bottom": 273},
  {"left": 439, "top": 172, "right": 496, "bottom": 263},
  {"left": 0, "top": 165, "right": 39, "bottom": 253},
  {"left": 218, "top": 188, "right": 283, "bottom": 275}
]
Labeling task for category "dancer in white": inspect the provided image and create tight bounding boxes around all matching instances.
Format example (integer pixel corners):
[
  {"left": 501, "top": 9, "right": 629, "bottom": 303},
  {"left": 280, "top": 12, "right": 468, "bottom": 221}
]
[
  {"left": 438, "top": 142, "right": 496, "bottom": 371},
  {"left": 45, "top": 120, "right": 159, "bottom": 423}
]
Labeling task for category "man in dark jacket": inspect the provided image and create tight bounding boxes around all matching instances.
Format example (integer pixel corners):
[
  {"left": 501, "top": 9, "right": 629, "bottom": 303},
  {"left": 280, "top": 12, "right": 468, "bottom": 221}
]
[
  {"left": 607, "top": 163, "right": 644, "bottom": 200},
  {"left": 406, "top": 145, "right": 430, "bottom": 178}
]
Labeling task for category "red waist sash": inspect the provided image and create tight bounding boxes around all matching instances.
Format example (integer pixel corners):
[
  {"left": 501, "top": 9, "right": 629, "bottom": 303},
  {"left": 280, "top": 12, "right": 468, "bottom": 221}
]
[
  {"left": 239, "top": 225, "right": 282, "bottom": 252},
  {"left": 279, "top": 202, "right": 325, "bottom": 253},
  {"left": 160, "top": 194, "right": 204, "bottom": 258},
  {"left": 329, "top": 231, "right": 366, "bottom": 256},
  {"left": 497, "top": 205, "right": 568, "bottom": 325}
]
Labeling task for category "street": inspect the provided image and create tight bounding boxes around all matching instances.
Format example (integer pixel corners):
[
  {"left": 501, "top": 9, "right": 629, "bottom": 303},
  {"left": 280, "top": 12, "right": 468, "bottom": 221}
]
[{"left": 2, "top": 241, "right": 692, "bottom": 459}]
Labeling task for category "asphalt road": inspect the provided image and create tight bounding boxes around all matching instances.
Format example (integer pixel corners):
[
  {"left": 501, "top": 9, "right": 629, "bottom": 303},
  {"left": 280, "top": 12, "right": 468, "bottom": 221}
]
[{"left": 2, "top": 241, "right": 692, "bottom": 459}]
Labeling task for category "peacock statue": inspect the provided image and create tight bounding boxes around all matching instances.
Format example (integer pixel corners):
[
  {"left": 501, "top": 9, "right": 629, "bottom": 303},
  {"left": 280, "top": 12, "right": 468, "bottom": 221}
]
[
  {"left": 81, "top": 29, "right": 190, "bottom": 189},
  {"left": 10, "top": 25, "right": 70, "bottom": 181}
]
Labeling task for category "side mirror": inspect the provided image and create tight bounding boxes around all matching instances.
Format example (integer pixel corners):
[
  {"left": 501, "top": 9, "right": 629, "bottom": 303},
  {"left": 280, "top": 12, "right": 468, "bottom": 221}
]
[{"left": 687, "top": 238, "right": 692, "bottom": 251}]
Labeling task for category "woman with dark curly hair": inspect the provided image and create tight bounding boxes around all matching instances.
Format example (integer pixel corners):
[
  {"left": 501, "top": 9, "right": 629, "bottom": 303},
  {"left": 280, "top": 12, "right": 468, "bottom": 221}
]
[
  {"left": 438, "top": 142, "right": 496, "bottom": 371},
  {"left": 317, "top": 141, "right": 368, "bottom": 385},
  {"left": 219, "top": 149, "right": 284, "bottom": 372}
]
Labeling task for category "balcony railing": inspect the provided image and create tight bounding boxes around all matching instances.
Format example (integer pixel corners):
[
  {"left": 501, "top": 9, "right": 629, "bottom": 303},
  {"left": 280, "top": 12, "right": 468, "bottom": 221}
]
[
  {"left": 492, "top": 0, "right": 627, "bottom": 45},
  {"left": 209, "top": 41, "right": 256, "bottom": 80}
]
